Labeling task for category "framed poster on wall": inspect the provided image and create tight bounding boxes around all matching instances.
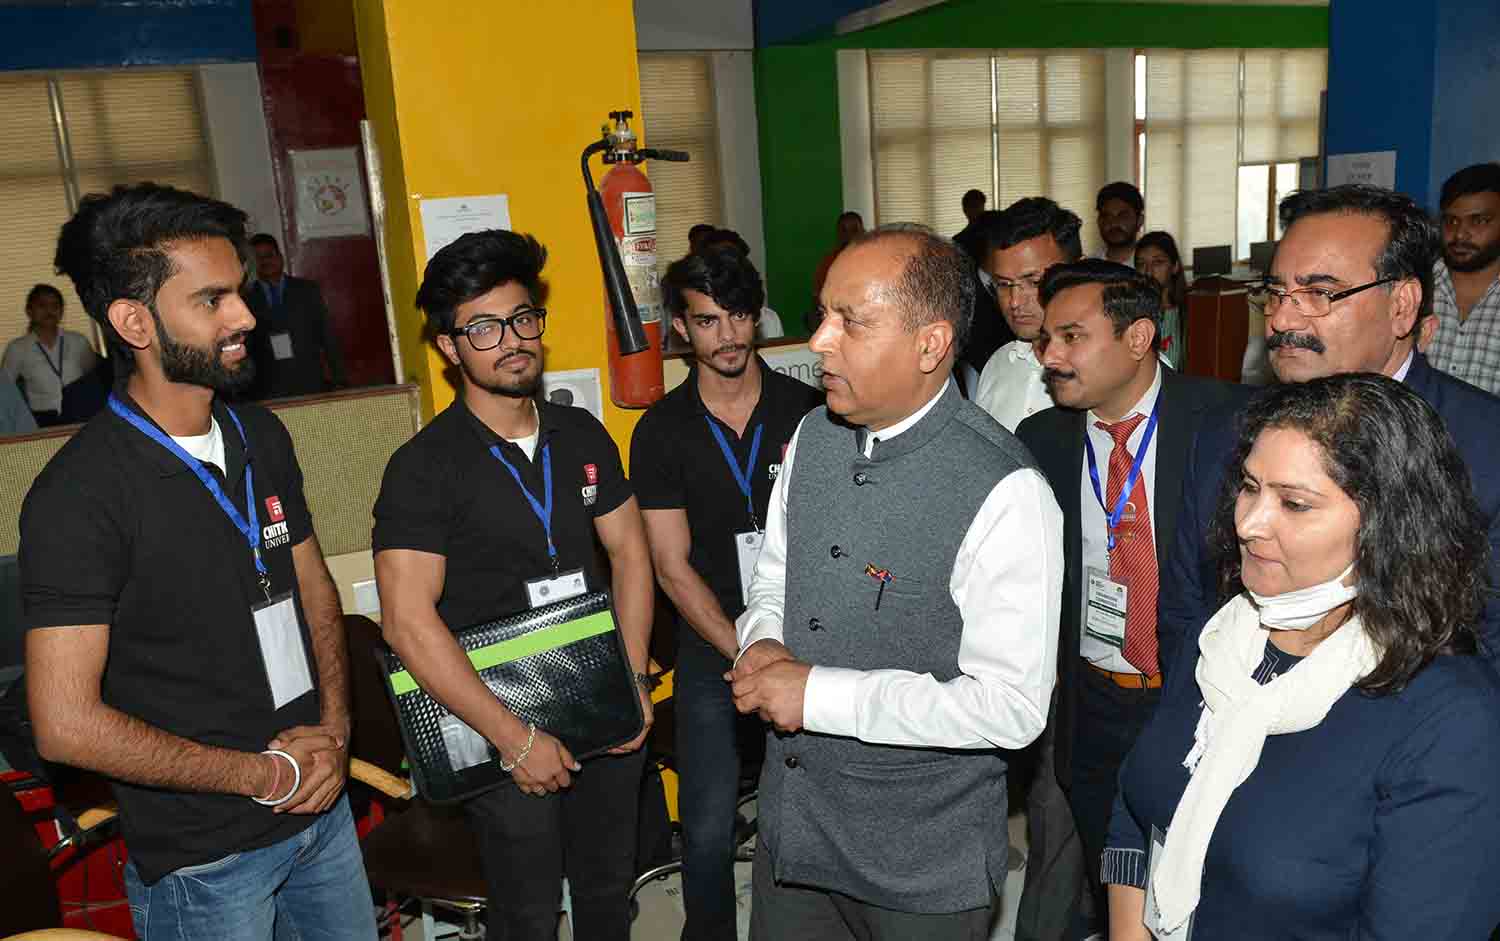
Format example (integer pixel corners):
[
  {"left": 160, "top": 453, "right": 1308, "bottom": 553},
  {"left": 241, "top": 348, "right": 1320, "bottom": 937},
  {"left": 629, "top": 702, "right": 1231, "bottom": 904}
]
[{"left": 291, "top": 147, "right": 372, "bottom": 240}]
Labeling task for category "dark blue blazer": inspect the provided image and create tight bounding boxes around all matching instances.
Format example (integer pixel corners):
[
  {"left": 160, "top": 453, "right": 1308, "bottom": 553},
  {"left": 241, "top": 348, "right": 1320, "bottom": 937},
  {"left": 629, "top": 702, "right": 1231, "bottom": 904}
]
[{"left": 1157, "top": 352, "right": 1500, "bottom": 677}]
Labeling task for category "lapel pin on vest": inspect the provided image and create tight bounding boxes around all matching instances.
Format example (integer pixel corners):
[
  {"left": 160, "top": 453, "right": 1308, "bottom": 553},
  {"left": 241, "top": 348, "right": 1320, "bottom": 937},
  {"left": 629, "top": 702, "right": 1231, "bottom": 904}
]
[{"left": 865, "top": 563, "right": 894, "bottom": 610}]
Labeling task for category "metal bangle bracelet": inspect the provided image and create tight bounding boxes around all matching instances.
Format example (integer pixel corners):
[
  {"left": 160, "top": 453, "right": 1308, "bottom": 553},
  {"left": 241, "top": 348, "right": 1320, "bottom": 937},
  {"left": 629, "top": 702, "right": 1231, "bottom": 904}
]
[{"left": 252, "top": 749, "right": 302, "bottom": 807}]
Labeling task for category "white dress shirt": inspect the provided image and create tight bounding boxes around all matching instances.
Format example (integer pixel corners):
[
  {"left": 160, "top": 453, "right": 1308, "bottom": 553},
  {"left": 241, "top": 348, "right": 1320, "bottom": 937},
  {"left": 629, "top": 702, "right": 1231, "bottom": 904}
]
[
  {"left": 1079, "top": 364, "right": 1162, "bottom": 673},
  {"left": 736, "top": 380, "right": 1063, "bottom": 751},
  {"left": 0, "top": 329, "right": 99, "bottom": 414},
  {"left": 973, "top": 339, "right": 1053, "bottom": 433}
]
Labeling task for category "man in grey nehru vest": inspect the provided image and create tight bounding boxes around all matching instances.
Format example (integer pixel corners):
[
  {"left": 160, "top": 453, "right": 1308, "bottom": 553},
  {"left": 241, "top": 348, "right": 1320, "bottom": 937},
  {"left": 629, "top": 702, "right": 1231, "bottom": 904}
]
[{"left": 730, "top": 225, "right": 1064, "bottom": 939}]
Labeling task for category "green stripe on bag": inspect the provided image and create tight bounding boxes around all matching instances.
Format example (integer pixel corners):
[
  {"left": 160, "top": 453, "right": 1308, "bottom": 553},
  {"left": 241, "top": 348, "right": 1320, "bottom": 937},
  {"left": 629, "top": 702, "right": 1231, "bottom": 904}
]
[{"left": 388, "top": 610, "right": 615, "bottom": 696}]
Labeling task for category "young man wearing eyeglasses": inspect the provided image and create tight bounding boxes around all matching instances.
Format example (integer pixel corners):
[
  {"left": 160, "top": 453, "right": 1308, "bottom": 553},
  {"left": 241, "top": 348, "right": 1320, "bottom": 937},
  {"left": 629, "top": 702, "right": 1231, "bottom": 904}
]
[
  {"left": 973, "top": 198, "right": 1085, "bottom": 434},
  {"left": 1158, "top": 184, "right": 1500, "bottom": 683},
  {"left": 371, "top": 229, "right": 655, "bottom": 941}
]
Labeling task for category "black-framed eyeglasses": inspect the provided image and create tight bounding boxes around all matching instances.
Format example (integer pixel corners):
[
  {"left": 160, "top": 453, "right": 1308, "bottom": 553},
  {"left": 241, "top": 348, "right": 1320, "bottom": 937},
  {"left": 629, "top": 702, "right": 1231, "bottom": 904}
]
[
  {"left": 1249, "top": 277, "right": 1398, "bottom": 318},
  {"left": 448, "top": 308, "right": 547, "bottom": 349}
]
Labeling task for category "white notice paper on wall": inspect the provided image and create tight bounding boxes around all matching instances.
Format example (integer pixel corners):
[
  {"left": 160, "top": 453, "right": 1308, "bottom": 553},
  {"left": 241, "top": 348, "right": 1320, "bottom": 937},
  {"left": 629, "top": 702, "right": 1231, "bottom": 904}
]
[
  {"left": 419, "top": 195, "right": 512, "bottom": 263},
  {"left": 540, "top": 368, "right": 604, "bottom": 423},
  {"left": 1326, "top": 151, "right": 1397, "bottom": 189}
]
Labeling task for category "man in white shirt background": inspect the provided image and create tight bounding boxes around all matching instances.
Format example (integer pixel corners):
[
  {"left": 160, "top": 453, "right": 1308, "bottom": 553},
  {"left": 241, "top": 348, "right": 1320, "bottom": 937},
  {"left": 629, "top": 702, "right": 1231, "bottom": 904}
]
[
  {"left": 973, "top": 198, "right": 1083, "bottom": 433},
  {"left": 2, "top": 283, "right": 101, "bottom": 426},
  {"left": 1425, "top": 162, "right": 1500, "bottom": 393},
  {"left": 729, "top": 225, "right": 1062, "bottom": 940}
]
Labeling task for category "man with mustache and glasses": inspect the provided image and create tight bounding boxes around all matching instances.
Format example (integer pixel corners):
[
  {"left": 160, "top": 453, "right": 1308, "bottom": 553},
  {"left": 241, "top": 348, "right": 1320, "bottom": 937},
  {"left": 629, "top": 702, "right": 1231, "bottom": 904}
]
[
  {"left": 631, "top": 246, "right": 822, "bottom": 940},
  {"left": 1157, "top": 184, "right": 1500, "bottom": 680},
  {"left": 1426, "top": 163, "right": 1500, "bottom": 393},
  {"left": 1017, "top": 261, "right": 1236, "bottom": 936},
  {"left": 373, "top": 229, "right": 655, "bottom": 941},
  {"left": 22, "top": 183, "right": 376, "bottom": 940}
]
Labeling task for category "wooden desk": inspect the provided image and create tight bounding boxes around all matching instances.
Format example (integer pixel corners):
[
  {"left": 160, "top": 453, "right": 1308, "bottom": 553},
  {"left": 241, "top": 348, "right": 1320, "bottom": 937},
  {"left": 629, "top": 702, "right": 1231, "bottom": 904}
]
[{"left": 1185, "top": 277, "right": 1251, "bottom": 382}]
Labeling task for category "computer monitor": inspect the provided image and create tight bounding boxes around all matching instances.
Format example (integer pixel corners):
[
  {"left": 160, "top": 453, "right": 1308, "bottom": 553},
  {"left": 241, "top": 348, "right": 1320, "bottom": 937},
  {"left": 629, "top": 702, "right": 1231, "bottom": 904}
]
[
  {"left": 1192, "top": 245, "right": 1233, "bottom": 277},
  {"left": 1249, "top": 240, "right": 1277, "bottom": 274}
]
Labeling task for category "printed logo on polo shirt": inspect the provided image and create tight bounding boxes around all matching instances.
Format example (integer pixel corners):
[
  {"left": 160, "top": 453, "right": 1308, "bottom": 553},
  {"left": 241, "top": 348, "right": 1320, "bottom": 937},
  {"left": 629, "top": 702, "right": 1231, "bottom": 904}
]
[
  {"left": 262, "top": 494, "right": 291, "bottom": 549},
  {"left": 582, "top": 463, "right": 598, "bottom": 506},
  {"left": 769, "top": 443, "right": 788, "bottom": 480}
]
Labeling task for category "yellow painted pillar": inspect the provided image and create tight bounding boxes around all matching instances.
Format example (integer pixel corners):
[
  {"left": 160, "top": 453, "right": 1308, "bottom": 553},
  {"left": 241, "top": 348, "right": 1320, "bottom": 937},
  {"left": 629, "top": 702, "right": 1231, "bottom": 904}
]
[{"left": 353, "top": 0, "right": 649, "bottom": 454}]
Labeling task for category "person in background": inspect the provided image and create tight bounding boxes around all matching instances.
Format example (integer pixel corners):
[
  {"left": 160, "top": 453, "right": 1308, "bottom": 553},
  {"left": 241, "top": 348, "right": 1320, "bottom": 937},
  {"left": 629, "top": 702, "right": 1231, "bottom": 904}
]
[
  {"left": 1017, "top": 260, "right": 1237, "bottom": 936},
  {"left": 689, "top": 223, "right": 718, "bottom": 253},
  {"left": 632, "top": 246, "right": 822, "bottom": 940},
  {"left": 1106, "top": 374, "right": 1500, "bottom": 939},
  {"left": 1095, "top": 182, "right": 1145, "bottom": 265},
  {"left": 809, "top": 211, "right": 865, "bottom": 331},
  {"left": 0, "top": 379, "right": 37, "bottom": 435},
  {"left": 1426, "top": 162, "right": 1500, "bottom": 393},
  {"left": 244, "top": 234, "right": 346, "bottom": 399},
  {"left": 973, "top": 197, "right": 1082, "bottom": 431},
  {"left": 1157, "top": 184, "right": 1500, "bottom": 682},
  {"left": 1134, "top": 232, "right": 1189, "bottom": 370},
  {"left": 2, "top": 283, "right": 100, "bottom": 426},
  {"left": 703, "top": 229, "right": 785, "bottom": 341},
  {"left": 953, "top": 188, "right": 989, "bottom": 264}
]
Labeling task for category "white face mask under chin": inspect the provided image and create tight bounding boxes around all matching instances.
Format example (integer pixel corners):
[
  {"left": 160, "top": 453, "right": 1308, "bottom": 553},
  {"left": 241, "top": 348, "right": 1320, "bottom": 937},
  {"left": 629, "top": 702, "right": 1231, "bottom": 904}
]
[{"left": 1247, "top": 562, "right": 1358, "bottom": 631}]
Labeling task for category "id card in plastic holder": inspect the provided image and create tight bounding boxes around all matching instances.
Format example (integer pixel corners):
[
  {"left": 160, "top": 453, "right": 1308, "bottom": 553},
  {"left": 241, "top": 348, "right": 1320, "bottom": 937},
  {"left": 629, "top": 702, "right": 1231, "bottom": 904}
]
[
  {"left": 252, "top": 591, "right": 314, "bottom": 709},
  {"left": 735, "top": 530, "right": 765, "bottom": 604},
  {"left": 525, "top": 567, "right": 587, "bottom": 608},
  {"left": 1085, "top": 566, "right": 1128, "bottom": 648}
]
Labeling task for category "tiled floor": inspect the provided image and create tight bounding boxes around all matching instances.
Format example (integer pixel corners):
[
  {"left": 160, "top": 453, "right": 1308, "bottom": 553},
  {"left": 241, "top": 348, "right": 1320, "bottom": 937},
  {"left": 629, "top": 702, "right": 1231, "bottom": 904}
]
[{"left": 404, "top": 810, "right": 1031, "bottom": 940}]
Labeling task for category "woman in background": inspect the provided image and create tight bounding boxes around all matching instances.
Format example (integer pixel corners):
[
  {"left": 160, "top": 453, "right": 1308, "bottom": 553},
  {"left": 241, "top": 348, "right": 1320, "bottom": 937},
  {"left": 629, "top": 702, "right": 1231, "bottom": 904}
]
[{"left": 1134, "top": 232, "right": 1188, "bottom": 370}]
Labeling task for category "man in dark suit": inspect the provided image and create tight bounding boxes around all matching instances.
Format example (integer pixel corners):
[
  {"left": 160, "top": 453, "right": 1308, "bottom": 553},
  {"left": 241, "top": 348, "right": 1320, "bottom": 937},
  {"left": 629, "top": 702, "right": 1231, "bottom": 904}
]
[
  {"left": 1016, "top": 260, "right": 1238, "bottom": 933},
  {"left": 244, "top": 233, "right": 347, "bottom": 399},
  {"left": 1158, "top": 184, "right": 1500, "bottom": 680}
]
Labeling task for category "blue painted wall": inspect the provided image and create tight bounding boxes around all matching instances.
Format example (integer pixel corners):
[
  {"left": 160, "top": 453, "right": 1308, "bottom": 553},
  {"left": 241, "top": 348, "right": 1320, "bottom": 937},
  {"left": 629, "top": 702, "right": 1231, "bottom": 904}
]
[
  {"left": 1326, "top": 0, "right": 1500, "bottom": 210},
  {"left": 0, "top": 0, "right": 256, "bottom": 72},
  {"left": 755, "top": 0, "right": 891, "bottom": 46},
  {"left": 1429, "top": 1, "right": 1500, "bottom": 208}
]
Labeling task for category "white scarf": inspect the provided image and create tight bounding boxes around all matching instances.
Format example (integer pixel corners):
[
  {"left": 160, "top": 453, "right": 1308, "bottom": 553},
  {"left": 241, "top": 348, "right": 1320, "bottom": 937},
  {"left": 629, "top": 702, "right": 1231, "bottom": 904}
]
[{"left": 1151, "top": 594, "right": 1379, "bottom": 931}]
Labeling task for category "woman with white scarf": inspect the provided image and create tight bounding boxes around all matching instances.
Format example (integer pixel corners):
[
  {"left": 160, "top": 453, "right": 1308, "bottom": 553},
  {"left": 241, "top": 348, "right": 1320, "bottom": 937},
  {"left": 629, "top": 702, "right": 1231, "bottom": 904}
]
[{"left": 1102, "top": 374, "right": 1500, "bottom": 940}]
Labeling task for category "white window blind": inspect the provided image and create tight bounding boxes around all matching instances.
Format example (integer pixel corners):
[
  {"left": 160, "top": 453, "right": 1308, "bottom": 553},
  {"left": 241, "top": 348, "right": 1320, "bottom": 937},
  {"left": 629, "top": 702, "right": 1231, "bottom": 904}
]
[
  {"left": 868, "top": 50, "right": 1107, "bottom": 242},
  {"left": 0, "top": 68, "right": 215, "bottom": 351},
  {"left": 868, "top": 51, "right": 993, "bottom": 237},
  {"left": 1143, "top": 48, "right": 1326, "bottom": 261},
  {"left": 638, "top": 53, "right": 723, "bottom": 273}
]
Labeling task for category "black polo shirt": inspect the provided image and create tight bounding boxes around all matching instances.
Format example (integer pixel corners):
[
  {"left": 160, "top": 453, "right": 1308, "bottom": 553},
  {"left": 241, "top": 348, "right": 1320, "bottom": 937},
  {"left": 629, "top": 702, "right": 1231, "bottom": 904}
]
[
  {"left": 372, "top": 396, "right": 632, "bottom": 631},
  {"left": 19, "top": 392, "right": 322, "bottom": 883},
  {"left": 629, "top": 358, "right": 822, "bottom": 627}
]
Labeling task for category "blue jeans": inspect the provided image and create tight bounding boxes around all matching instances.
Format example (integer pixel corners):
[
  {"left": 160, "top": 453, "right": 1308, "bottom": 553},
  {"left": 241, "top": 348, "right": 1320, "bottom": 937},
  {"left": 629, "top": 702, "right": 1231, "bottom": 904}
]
[
  {"left": 675, "top": 632, "right": 763, "bottom": 941},
  {"left": 124, "top": 794, "right": 376, "bottom": 941}
]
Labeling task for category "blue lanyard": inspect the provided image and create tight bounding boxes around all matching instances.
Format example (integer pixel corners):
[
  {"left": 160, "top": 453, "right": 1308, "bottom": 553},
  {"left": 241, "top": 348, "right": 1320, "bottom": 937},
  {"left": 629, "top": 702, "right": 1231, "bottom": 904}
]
[
  {"left": 1084, "top": 400, "right": 1160, "bottom": 552},
  {"left": 490, "top": 441, "right": 558, "bottom": 572},
  {"left": 706, "top": 417, "right": 763, "bottom": 530},
  {"left": 107, "top": 394, "right": 269, "bottom": 593},
  {"left": 36, "top": 336, "right": 63, "bottom": 382}
]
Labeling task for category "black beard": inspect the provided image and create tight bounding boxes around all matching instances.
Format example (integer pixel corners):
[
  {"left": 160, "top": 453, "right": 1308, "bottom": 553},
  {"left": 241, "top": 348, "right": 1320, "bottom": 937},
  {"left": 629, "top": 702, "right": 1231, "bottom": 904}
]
[
  {"left": 697, "top": 344, "right": 752, "bottom": 379},
  {"left": 1446, "top": 239, "right": 1500, "bottom": 273},
  {"left": 462, "top": 349, "right": 542, "bottom": 398},
  {"left": 155, "top": 310, "right": 255, "bottom": 393},
  {"left": 1102, "top": 228, "right": 1137, "bottom": 249}
]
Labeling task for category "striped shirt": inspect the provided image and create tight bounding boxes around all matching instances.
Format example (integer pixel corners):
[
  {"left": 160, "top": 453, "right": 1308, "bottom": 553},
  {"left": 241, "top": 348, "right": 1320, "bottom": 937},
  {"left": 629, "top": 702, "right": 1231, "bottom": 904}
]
[{"left": 1426, "top": 260, "right": 1500, "bottom": 394}]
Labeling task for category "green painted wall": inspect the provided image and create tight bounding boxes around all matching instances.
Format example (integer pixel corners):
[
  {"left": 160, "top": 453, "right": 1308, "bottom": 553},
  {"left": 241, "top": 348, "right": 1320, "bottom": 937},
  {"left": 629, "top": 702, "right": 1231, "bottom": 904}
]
[{"left": 757, "top": 1, "right": 1330, "bottom": 330}]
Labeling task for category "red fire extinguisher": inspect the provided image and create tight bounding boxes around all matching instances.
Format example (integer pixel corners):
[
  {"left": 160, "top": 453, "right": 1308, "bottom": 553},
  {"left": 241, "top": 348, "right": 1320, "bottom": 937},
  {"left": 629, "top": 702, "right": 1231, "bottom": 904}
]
[{"left": 581, "top": 111, "right": 688, "bottom": 409}]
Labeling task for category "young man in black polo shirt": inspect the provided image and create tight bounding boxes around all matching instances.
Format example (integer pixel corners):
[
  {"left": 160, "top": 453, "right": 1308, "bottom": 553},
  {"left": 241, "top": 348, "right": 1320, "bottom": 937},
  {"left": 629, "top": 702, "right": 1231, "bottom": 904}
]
[
  {"left": 630, "top": 247, "right": 822, "bottom": 940},
  {"left": 373, "top": 229, "right": 655, "bottom": 941},
  {"left": 22, "top": 183, "right": 374, "bottom": 940}
]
